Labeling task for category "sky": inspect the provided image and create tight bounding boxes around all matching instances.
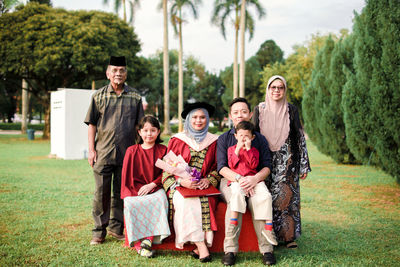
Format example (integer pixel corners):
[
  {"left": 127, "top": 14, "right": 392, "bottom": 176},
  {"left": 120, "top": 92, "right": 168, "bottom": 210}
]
[{"left": 50, "top": 0, "right": 366, "bottom": 73}]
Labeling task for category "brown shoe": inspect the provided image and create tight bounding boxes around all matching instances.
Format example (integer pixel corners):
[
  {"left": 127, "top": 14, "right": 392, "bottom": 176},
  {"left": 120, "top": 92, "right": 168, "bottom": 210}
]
[
  {"left": 108, "top": 231, "right": 125, "bottom": 241},
  {"left": 90, "top": 237, "right": 105, "bottom": 245}
]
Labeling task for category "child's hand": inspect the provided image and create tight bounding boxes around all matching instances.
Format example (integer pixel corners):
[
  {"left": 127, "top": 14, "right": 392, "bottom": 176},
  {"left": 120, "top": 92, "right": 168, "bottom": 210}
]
[
  {"left": 138, "top": 182, "right": 157, "bottom": 196},
  {"left": 235, "top": 140, "right": 245, "bottom": 155},
  {"left": 244, "top": 138, "right": 252, "bottom": 151}
]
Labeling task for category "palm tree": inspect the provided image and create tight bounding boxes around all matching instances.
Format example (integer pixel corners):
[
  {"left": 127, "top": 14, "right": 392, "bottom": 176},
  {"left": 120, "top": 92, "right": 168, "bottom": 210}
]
[
  {"left": 170, "top": 0, "right": 202, "bottom": 132},
  {"left": 211, "top": 0, "right": 265, "bottom": 98},
  {"left": 103, "top": 0, "right": 140, "bottom": 24},
  {"left": 162, "top": 0, "right": 171, "bottom": 134},
  {"left": 239, "top": 0, "right": 246, "bottom": 97}
]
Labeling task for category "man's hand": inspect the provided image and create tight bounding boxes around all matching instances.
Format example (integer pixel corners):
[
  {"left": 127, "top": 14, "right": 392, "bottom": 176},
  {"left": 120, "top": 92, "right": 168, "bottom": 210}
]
[
  {"left": 88, "top": 149, "right": 97, "bottom": 167},
  {"left": 239, "top": 175, "right": 258, "bottom": 191},
  {"left": 138, "top": 182, "right": 157, "bottom": 196}
]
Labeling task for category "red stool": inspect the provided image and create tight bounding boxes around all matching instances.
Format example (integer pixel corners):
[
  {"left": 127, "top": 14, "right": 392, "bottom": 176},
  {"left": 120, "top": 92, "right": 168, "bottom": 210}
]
[{"left": 124, "top": 201, "right": 259, "bottom": 252}]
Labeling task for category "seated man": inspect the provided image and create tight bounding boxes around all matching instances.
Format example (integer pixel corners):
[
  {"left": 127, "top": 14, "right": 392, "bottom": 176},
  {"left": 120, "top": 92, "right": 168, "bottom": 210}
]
[{"left": 217, "top": 98, "right": 276, "bottom": 266}]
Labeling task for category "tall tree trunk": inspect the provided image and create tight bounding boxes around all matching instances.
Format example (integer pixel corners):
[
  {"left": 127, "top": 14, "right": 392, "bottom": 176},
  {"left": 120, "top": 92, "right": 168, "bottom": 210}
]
[
  {"left": 123, "top": 0, "right": 127, "bottom": 21},
  {"left": 162, "top": 0, "right": 171, "bottom": 135},
  {"left": 42, "top": 93, "right": 50, "bottom": 139},
  {"left": 239, "top": 0, "right": 246, "bottom": 97},
  {"left": 21, "top": 79, "right": 29, "bottom": 133},
  {"left": 233, "top": 27, "right": 239, "bottom": 99},
  {"left": 178, "top": 18, "right": 184, "bottom": 132}
]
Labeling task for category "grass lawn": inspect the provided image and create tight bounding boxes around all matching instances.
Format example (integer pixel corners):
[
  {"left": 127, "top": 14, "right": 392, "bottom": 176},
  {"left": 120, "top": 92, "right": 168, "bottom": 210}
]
[{"left": 0, "top": 134, "right": 399, "bottom": 266}]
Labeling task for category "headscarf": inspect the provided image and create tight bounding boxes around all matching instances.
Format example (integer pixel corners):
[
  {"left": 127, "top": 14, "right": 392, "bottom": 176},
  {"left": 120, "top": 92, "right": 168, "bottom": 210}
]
[
  {"left": 183, "top": 108, "right": 210, "bottom": 144},
  {"left": 259, "top": 75, "right": 290, "bottom": 152}
]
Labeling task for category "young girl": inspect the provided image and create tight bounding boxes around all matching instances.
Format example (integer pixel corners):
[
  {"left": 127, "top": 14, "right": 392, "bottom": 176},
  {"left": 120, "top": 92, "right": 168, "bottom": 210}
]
[{"left": 121, "top": 116, "right": 171, "bottom": 258}]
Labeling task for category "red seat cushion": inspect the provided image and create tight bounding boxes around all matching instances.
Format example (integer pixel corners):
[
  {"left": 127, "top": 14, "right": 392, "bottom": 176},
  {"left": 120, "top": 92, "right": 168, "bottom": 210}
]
[{"left": 124, "top": 201, "right": 259, "bottom": 252}]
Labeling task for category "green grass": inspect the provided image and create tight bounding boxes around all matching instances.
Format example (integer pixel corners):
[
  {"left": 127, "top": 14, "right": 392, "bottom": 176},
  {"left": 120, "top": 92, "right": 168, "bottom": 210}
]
[{"left": 0, "top": 134, "right": 399, "bottom": 266}]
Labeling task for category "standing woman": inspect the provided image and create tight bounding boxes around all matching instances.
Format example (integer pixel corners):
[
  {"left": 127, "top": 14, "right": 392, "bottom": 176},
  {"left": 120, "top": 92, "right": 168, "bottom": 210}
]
[
  {"left": 162, "top": 102, "right": 221, "bottom": 263},
  {"left": 253, "top": 75, "right": 311, "bottom": 249}
]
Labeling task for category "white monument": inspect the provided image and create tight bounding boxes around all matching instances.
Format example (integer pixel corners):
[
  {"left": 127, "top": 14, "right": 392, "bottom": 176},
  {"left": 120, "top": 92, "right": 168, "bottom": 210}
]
[{"left": 50, "top": 88, "right": 96, "bottom": 160}]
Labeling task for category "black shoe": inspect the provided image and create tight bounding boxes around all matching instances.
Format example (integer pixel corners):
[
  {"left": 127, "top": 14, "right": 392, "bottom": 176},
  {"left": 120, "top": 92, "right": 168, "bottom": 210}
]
[
  {"left": 199, "top": 254, "right": 212, "bottom": 263},
  {"left": 262, "top": 252, "right": 276, "bottom": 265},
  {"left": 190, "top": 249, "right": 199, "bottom": 259},
  {"left": 222, "top": 252, "right": 236, "bottom": 266}
]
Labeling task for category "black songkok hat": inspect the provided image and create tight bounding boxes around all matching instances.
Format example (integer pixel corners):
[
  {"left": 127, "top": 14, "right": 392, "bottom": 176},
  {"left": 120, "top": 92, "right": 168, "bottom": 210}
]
[
  {"left": 181, "top": 102, "right": 215, "bottom": 119},
  {"left": 109, "top": 56, "right": 126, "bottom": 66}
]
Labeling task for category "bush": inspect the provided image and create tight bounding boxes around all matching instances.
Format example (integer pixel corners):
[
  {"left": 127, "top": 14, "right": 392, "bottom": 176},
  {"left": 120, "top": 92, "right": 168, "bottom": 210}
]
[
  {"left": 0, "top": 123, "right": 44, "bottom": 131},
  {"left": 343, "top": 0, "right": 400, "bottom": 180},
  {"left": 303, "top": 36, "right": 357, "bottom": 164}
]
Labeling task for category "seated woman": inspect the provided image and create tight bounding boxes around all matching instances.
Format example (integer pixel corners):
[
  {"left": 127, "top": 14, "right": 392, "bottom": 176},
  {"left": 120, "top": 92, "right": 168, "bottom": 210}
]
[
  {"left": 162, "top": 102, "right": 221, "bottom": 263},
  {"left": 121, "top": 116, "right": 171, "bottom": 258}
]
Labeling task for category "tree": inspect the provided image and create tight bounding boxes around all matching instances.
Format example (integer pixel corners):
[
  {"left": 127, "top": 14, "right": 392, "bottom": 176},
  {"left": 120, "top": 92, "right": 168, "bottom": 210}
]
[
  {"left": 255, "top": 39, "right": 283, "bottom": 68},
  {"left": 211, "top": 0, "right": 265, "bottom": 99},
  {"left": 238, "top": 0, "right": 265, "bottom": 97},
  {"left": 191, "top": 71, "right": 226, "bottom": 130},
  {"left": 103, "top": 0, "right": 140, "bottom": 24},
  {"left": 303, "top": 36, "right": 356, "bottom": 164},
  {"left": 170, "top": 0, "right": 202, "bottom": 132},
  {"left": 135, "top": 49, "right": 212, "bottom": 128},
  {"left": 0, "top": 0, "right": 20, "bottom": 14},
  {"left": 325, "top": 35, "right": 357, "bottom": 163},
  {"left": 0, "top": 3, "right": 142, "bottom": 138},
  {"left": 161, "top": 0, "right": 171, "bottom": 134},
  {"left": 220, "top": 37, "right": 284, "bottom": 113},
  {"left": 0, "top": 73, "right": 19, "bottom": 122},
  {"left": 0, "top": 0, "right": 21, "bottom": 124},
  {"left": 211, "top": 0, "right": 240, "bottom": 99},
  {"left": 342, "top": 0, "right": 400, "bottom": 180},
  {"left": 28, "top": 0, "right": 52, "bottom": 5}
]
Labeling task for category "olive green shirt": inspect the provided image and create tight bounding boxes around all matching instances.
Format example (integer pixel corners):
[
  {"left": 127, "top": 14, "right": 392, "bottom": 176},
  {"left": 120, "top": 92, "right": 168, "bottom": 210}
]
[{"left": 84, "top": 84, "right": 144, "bottom": 165}]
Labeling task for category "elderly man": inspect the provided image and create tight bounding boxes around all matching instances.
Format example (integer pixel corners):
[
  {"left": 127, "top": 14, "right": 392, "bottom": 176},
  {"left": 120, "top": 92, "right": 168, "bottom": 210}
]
[
  {"left": 84, "top": 56, "right": 144, "bottom": 245},
  {"left": 217, "top": 97, "right": 276, "bottom": 266}
]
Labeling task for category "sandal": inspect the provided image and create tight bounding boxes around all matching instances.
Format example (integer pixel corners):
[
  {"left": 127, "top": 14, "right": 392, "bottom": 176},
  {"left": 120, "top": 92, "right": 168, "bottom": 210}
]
[
  {"left": 286, "top": 241, "right": 298, "bottom": 249},
  {"left": 139, "top": 239, "right": 154, "bottom": 258},
  {"left": 139, "top": 247, "right": 154, "bottom": 258}
]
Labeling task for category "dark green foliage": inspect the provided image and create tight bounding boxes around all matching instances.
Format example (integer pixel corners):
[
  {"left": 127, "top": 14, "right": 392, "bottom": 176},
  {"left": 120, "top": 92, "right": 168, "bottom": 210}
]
[
  {"left": 255, "top": 39, "right": 284, "bottom": 68},
  {"left": 28, "top": 0, "right": 52, "bottom": 6},
  {"left": 326, "top": 37, "right": 357, "bottom": 163},
  {"left": 342, "top": 0, "right": 400, "bottom": 180},
  {"left": 303, "top": 37, "right": 333, "bottom": 158},
  {"left": 0, "top": 123, "right": 44, "bottom": 130},
  {"left": 303, "top": 36, "right": 357, "bottom": 164},
  {"left": 0, "top": 2, "right": 143, "bottom": 138},
  {"left": 0, "top": 74, "right": 20, "bottom": 122}
]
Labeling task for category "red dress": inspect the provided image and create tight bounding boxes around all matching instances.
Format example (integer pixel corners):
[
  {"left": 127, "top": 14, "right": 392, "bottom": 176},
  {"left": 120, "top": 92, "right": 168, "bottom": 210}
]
[{"left": 121, "top": 143, "right": 167, "bottom": 198}]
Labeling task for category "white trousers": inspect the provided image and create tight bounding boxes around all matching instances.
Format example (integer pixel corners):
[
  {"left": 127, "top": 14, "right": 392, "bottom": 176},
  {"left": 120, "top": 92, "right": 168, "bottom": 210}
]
[{"left": 229, "top": 182, "right": 273, "bottom": 220}]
